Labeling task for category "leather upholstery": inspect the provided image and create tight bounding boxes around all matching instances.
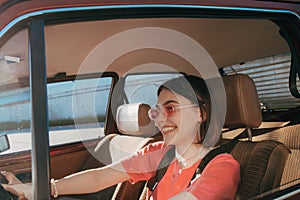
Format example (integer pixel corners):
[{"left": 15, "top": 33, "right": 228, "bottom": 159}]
[
  {"left": 222, "top": 74, "right": 290, "bottom": 199},
  {"left": 223, "top": 74, "right": 262, "bottom": 128},
  {"left": 252, "top": 124, "right": 300, "bottom": 186},
  {"left": 231, "top": 140, "right": 290, "bottom": 199}
]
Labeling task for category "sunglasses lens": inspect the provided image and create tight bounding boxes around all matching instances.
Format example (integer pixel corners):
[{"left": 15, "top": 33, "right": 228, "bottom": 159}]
[
  {"left": 148, "top": 105, "right": 176, "bottom": 120},
  {"left": 148, "top": 107, "right": 159, "bottom": 120},
  {"left": 163, "top": 105, "right": 176, "bottom": 116}
]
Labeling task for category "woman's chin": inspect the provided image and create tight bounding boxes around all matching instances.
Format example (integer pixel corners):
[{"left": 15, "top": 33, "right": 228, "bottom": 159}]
[{"left": 163, "top": 134, "right": 178, "bottom": 146}]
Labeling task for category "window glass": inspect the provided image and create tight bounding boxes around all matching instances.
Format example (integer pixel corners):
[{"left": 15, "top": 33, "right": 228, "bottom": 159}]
[
  {"left": 0, "top": 27, "right": 32, "bottom": 196},
  {"left": 124, "top": 73, "right": 182, "bottom": 107},
  {"left": 0, "top": 29, "right": 30, "bottom": 155},
  {"left": 223, "top": 52, "right": 300, "bottom": 111},
  {"left": 48, "top": 77, "right": 112, "bottom": 145}
]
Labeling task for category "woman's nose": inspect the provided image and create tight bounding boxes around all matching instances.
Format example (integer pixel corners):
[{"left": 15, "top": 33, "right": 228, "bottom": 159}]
[
  {"left": 154, "top": 111, "right": 167, "bottom": 127},
  {"left": 157, "top": 109, "right": 168, "bottom": 120}
]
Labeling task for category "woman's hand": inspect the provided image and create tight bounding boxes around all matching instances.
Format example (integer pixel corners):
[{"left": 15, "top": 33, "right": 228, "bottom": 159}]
[
  {"left": 18, "top": 192, "right": 28, "bottom": 200},
  {"left": 1, "top": 171, "right": 30, "bottom": 200},
  {"left": 2, "top": 183, "right": 28, "bottom": 200}
]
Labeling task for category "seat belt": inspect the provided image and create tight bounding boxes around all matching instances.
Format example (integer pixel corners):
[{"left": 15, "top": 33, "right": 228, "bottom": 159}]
[
  {"left": 148, "top": 145, "right": 175, "bottom": 198},
  {"left": 195, "top": 133, "right": 242, "bottom": 175}
]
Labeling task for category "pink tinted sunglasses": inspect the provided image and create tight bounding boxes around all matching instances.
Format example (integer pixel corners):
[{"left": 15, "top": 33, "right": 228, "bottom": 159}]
[{"left": 148, "top": 104, "right": 198, "bottom": 120}]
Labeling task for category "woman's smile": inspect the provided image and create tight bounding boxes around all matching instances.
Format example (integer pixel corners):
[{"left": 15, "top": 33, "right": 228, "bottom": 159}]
[{"left": 161, "top": 125, "right": 177, "bottom": 135}]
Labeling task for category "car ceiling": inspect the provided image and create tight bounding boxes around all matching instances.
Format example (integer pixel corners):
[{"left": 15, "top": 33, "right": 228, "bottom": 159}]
[
  {"left": 0, "top": 17, "right": 290, "bottom": 87},
  {"left": 45, "top": 17, "right": 289, "bottom": 77}
]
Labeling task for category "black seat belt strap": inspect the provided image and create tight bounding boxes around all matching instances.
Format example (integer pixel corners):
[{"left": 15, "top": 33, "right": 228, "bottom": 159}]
[
  {"left": 193, "top": 129, "right": 247, "bottom": 180},
  {"left": 148, "top": 145, "right": 175, "bottom": 197}
]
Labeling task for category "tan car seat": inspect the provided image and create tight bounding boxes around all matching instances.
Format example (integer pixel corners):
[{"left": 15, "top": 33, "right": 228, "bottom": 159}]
[{"left": 222, "top": 74, "right": 290, "bottom": 199}]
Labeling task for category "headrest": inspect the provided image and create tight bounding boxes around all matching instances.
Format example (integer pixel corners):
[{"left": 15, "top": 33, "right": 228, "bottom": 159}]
[
  {"left": 223, "top": 74, "right": 262, "bottom": 128},
  {"left": 116, "top": 103, "right": 157, "bottom": 137}
]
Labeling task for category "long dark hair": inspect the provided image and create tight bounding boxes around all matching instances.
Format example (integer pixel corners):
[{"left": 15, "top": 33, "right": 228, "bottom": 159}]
[{"left": 157, "top": 75, "right": 211, "bottom": 144}]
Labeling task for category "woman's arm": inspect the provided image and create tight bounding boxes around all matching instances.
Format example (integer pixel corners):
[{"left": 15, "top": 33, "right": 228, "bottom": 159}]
[{"left": 53, "top": 162, "right": 130, "bottom": 196}]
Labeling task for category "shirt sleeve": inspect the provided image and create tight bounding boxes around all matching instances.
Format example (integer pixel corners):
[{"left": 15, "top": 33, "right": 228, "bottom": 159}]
[
  {"left": 186, "top": 153, "right": 240, "bottom": 200},
  {"left": 121, "top": 141, "right": 173, "bottom": 184}
]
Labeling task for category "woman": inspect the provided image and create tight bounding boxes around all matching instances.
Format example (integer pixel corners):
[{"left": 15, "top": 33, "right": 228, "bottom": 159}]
[
  {"left": 51, "top": 75, "right": 240, "bottom": 199},
  {"left": 2, "top": 75, "right": 240, "bottom": 200}
]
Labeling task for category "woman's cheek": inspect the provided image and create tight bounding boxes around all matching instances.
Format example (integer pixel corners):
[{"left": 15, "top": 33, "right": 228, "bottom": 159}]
[{"left": 154, "top": 120, "right": 164, "bottom": 130}]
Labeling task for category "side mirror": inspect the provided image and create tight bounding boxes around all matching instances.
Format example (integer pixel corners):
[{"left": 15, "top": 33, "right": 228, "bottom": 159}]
[{"left": 0, "top": 134, "right": 10, "bottom": 153}]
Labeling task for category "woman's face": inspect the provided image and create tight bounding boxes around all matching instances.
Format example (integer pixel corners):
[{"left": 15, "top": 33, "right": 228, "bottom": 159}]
[{"left": 154, "top": 89, "right": 202, "bottom": 146}]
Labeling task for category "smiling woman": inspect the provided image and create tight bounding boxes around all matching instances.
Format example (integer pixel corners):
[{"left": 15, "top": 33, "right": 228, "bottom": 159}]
[{"left": 49, "top": 75, "right": 240, "bottom": 200}]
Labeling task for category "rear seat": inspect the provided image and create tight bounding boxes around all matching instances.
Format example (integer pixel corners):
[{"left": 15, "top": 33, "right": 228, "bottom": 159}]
[
  {"left": 79, "top": 103, "right": 159, "bottom": 200},
  {"left": 222, "top": 74, "right": 290, "bottom": 199}
]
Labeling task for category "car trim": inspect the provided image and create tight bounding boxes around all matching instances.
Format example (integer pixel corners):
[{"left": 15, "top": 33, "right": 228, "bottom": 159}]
[{"left": 0, "top": 4, "right": 298, "bottom": 38}]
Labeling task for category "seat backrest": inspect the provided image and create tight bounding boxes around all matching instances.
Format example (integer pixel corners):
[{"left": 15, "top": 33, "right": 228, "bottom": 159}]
[
  {"left": 223, "top": 74, "right": 262, "bottom": 130},
  {"left": 223, "top": 74, "right": 290, "bottom": 199},
  {"left": 230, "top": 140, "right": 289, "bottom": 199},
  {"left": 251, "top": 123, "right": 300, "bottom": 187},
  {"left": 80, "top": 103, "right": 158, "bottom": 200}
]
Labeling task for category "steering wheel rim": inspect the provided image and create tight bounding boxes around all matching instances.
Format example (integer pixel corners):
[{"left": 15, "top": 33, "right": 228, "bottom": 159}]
[{"left": 0, "top": 182, "right": 11, "bottom": 200}]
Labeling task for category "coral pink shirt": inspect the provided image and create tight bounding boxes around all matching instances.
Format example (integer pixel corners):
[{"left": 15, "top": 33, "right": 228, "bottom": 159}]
[{"left": 121, "top": 142, "right": 240, "bottom": 200}]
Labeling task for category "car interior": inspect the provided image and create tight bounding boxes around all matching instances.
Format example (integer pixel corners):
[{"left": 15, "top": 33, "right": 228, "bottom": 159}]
[
  {"left": 0, "top": 10, "right": 299, "bottom": 200},
  {"left": 52, "top": 73, "right": 293, "bottom": 200}
]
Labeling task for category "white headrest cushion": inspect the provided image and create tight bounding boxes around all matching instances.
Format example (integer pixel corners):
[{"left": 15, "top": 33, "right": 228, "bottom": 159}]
[{"left": 116, "top": 103, "right": 157, "bottom": 137}]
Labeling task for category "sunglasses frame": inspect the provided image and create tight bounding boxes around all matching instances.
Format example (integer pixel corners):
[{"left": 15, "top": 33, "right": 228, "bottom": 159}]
[{"left": 148, "top": 103, "right": 198, "bottom": 120}]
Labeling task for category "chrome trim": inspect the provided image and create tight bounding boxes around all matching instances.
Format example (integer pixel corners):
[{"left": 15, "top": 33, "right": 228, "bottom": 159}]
[{"left": 275, "top": 188, "right": 300, "bottom": 200}]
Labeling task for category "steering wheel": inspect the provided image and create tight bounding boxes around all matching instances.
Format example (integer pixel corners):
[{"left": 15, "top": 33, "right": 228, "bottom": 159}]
[{"left": 0, "top": 182, "right": 11, "bottom": 200}]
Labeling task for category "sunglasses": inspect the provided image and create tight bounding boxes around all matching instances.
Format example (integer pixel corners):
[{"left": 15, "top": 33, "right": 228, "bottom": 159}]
[{"left": 148, "top": 103, "right": 198, "bottom": 120}]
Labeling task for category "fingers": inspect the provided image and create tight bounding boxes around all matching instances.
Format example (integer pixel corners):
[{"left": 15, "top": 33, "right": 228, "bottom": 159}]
[
  {"left": 0, "top": 171, "right": 8, "bottom": 183},
  {"left": 18, "top": 192, "right": 28, "bottom": 200},
  {"left": 1, "top": 171, "right": 22, "bottom": 184},
  {"left": 1, "top": 171, "right": 10, "bottom": 182},
  {"left": 1, "top": 171, "right": 7, "bottom": 176}
]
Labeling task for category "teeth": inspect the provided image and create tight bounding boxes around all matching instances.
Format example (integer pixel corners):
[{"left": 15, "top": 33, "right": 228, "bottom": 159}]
[{"left": 162, "top": 127, "right": 175, "bottom": 132}]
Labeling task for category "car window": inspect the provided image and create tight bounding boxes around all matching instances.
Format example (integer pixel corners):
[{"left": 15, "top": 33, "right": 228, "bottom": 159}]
[
  {"left": 0, "top": 27, "right": 114, "bottom": 154},
  {"left": 0, "top": 29, "right": 30, "bottom": 155},
  {"left": 124, "top": 73, "right": 182, "bottom": 106},
  {"left": 48, "top": 76, "right": 112, "bottom": 146},
  {"left": 223, "top": 52, "right": 300, "bottom": 111}
]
